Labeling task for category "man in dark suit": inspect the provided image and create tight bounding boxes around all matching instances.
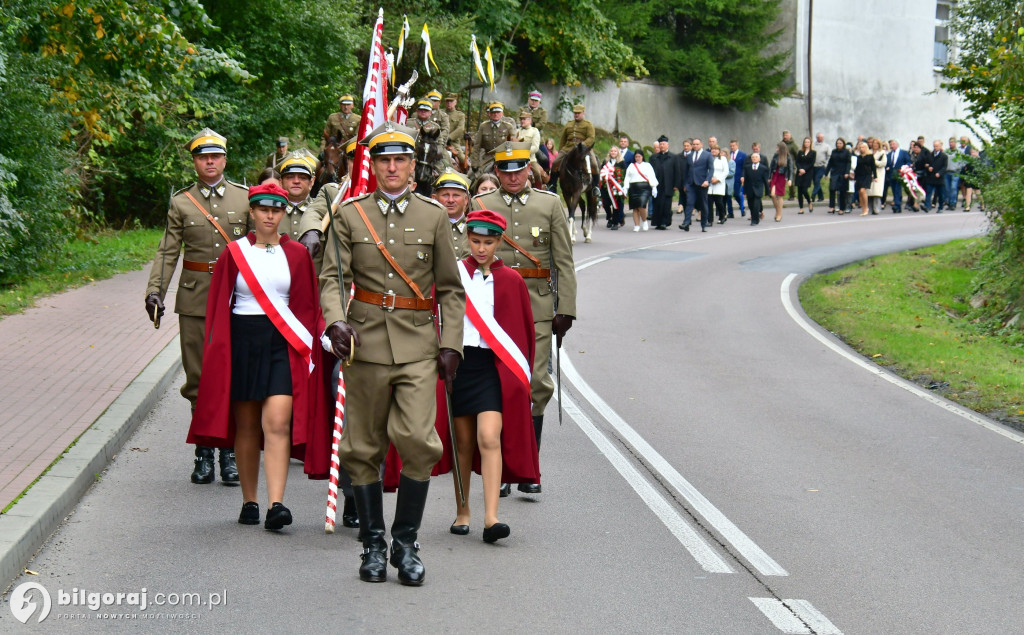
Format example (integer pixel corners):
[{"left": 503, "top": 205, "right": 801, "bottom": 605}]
[
  {"left": 917, "top": 139, "right": 947, "bottom": 212},
  {"left": 649, "top": 135, "right": 679, "bottom": 230},
  {"left": 675, "top": 139, "right": 692, "bottom": 216},
  {"left": 679, "top": 138, "right": 713, "bottom": 231},
  {"left": 741, "top": 152, "right": 770, "bottom": 225},
  {"left": 885, "top": 139, "right": 912, "bottom": 213},
  {"left": 728, "top": 139, "right": 746, "bottom": 218}
]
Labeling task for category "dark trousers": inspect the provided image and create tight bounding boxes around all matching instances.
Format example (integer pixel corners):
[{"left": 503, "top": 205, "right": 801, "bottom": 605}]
[
  {"left": 732, "top": 183, "right": 745, "bottom": 215},
  {"left": 685, "top": 185, "right": 709, "bottom": 227},
  {"left": 888, "top": 178, "right": 903, "bottom": 211},
  {"left": 797, "top": 183, "right": 812, "bottom": 209},
  {"left": 812, "top": 166, "right": 825, "bottom": 200},
  {"left": 710, "top": 194, "right": 727, "bottom": 221},
  {"left": 602, "top": 191, "right": 625, "bottom": 225},
  {"left": 924, "top": 182, "right": 946, "bottom": 211},
  {"left": 652, "top": 192, "right": 674, "bottom": 227},
  {"left": 829, "top": 186, "right": 849, "bottom": 211},
  {"left": 747, "top": 192, "right": 763, "bottom": 223}
]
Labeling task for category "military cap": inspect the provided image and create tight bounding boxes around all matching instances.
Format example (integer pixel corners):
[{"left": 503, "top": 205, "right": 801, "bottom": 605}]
[
  {"left": 518, "top": 109, "right": 533, "bottom": 120},
  {"left": 276, "top": 136, "right": 289, "bottom": 147},
  {"left": 416, "top": 99, "right": 433, "bottom": 112},
  {"left": 343, "top": 136, "right": 358, "bottom": 157},
  {"left": 490, "top": 141, "right": 531, "bottom": 171},
  {"left": 434, "top": 169, "right": 469, "bottom": 192},
  {"left": 187, "top": 128, "right": 227, "bottom": 155},
  {"left": 572, "top": 104, "right": 585, "bottom": 113},
  {"left": 487, "top": 102, "right": 504, "bottom": 113},
  {"left": 360, "top": 121, "right": 417, "bottom": 155},
  {"left": 466, "top": 209, "right": 507, "bottom": 235},
  {"left": 248, "top": 182, "right": 289, "bottom": 208},
  {"left": 279, "top": 152, "right": 314, "bottom": 178},
  {"left": 528, "top": 90, "right": 542, "bottom": 101},
  {"left": 444, "top": 92, "right": 459, "bottom": 101},
  {"left": 426, "top": 90, "right": 443, "bottom": 101},
  {"left": 339, "top": 94, "right": 355, "bottom": 105}
]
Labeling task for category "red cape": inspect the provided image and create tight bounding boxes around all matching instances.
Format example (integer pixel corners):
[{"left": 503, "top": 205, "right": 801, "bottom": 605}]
[
  {"left": 187, "top": 233, "right": 331, "bottom": 479},
  {"left": 383, "top": 257, "right": 539, "bottom": 489}
]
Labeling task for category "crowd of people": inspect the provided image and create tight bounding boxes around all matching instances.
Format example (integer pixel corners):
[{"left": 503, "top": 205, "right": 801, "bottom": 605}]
[{"left": 595, "top": 130, "right": 986, "bottom": 232}]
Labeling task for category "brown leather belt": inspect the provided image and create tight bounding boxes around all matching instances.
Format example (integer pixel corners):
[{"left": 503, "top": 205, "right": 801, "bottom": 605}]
[
  {"left": 352, "top": 288, "right": 433, "bottom": 312},
  {"left": 183, "top": 259, "right": 217, "bottom": 273},
  {"left": 511, "top": 267, "right": 551, "bottom": 279}
]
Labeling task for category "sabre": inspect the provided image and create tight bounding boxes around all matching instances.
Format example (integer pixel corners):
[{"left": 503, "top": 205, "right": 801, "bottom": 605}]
[
  {"left": 550, "top": 252, "right": 563, "bottom": 426},
  {"left": 152, "top": 185, "right": 174, "bottom": 330},
  {"left": 437, "top": 306, "right": 466, "bottom": 508}
]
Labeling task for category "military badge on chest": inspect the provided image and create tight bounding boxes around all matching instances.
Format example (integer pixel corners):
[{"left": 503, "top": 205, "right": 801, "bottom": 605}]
[
  {"left": 417, "top": 250, "right": 430, "bottom": 263},
  {"left": 531, "top": 226, "right": 542, "bottom": 247},
  {"left": 233, "top": 226, "right": 242, "bottom": 236}
]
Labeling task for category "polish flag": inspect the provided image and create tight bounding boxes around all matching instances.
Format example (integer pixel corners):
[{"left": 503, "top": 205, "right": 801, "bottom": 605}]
[{"left": 349, "top": 8, "right": 389, "bottom": 198}]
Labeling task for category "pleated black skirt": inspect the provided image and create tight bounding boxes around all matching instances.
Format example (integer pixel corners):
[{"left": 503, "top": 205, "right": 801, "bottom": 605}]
[
  {"left": 451, "top": 346, "right": 502, "bottom": 417},
  {"left": 628, "top": 182, "right": 652, "bottom": 209},
  {"left": 230, "top": 314, "right": 292, "bottom": 401}
]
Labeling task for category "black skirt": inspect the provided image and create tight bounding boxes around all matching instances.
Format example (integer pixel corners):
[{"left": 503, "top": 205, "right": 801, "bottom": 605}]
[
  {"left": 230, "top": 314, "right": 293, "bottom": 401},
  {"left": 628, "top": 182, "right": 652, "bottom": 209},
  {"left": 451, "top": 346, "right": 502, "bottom": 417}
]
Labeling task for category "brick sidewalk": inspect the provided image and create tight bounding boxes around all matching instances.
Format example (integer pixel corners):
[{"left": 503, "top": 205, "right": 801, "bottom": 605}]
[{"left": 0, "top": 266, "right": 181, "bottom": 509}]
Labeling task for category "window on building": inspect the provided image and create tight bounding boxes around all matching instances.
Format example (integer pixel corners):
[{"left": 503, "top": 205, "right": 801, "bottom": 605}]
[{"left": 934, "top": 1, "right": 955, "bottom": 68}]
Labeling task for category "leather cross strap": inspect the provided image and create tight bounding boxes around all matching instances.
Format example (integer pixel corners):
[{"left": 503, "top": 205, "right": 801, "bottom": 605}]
[
  {"left": 501, "top": 234, "right": 544, "bottom": 270},
  {"left": 352, "top": 200, "right": 426, "bottom": 301},
  {"left": 184, "top": 191, "right": 231, "bottom": 242}
]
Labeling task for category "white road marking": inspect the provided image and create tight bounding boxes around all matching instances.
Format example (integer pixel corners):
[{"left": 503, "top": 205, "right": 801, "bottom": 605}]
[
  {"left": 780, "top": 273, "right": 1024, "bottom": 445},
  {"left": 555, "top": 391, "right": 733, "bottom": 573},
  {"left": 750, "top": 598, "right": 843, "bottom": 634},
  {"left": 559, "top": 352, "right": 788, "bottom": 577}
]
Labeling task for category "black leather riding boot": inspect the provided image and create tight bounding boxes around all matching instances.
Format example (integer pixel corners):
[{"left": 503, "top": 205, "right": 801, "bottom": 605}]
[
  {"left": 517, "top": 417, "right": 544, "bottom": 494},
  {"left": 218, "top": 448, "right": 239, "bottom": 485},
  {"left": 191, "top": 446, "right": 214, "bottom": 484},
  {"left": 390, "top": 475, "right": 430, "bottom": 586},
  {"left": 342, "top": 495, "right": 360, "bottom": 528},
  {"left": 353, "top": 482, "right": 387, "bottom": 582}
]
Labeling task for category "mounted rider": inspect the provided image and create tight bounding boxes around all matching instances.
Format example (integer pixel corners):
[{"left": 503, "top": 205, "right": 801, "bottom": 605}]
[
  {"left": 556, "top": 104, "right": 599, "bottom": 197},
  {"left": 470, "top": 102, "right": 516, "bottom": 176}
]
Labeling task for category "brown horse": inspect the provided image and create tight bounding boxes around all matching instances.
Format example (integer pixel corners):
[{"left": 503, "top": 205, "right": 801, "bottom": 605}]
[
  {"left": 558, "top": 143, "right": 599, "bottom": 243},
  {"left": 313, "top": 137, "right": 344, "bottom": 198},
  {"left": 413, "top": 122, "right": 445, "bottom": 197}
]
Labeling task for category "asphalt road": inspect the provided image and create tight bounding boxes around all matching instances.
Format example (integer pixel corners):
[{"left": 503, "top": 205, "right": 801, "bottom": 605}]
[{"left": 6, "top": 209, "right": 1021, "bottom": 634}]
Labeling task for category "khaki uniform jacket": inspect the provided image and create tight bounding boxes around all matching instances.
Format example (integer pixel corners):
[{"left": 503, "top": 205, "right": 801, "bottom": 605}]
[
  {"left": 325, "top": 111, "right": 360, "bottom": 142},
  {"left": 559, "top": 119, "right": 596, "bottom": 152},
  {"left": 446, "top": 216, "right": 470, "bottom": 260},
  {"left": 471, "top": 119, "right": 516, "bottom": 167},
  {"left": 299, "top": 179, "right": 348, "bottom": 274},
  {"left": 520, "top": 105, "right": 547, "bottom": 130},
  {"left": 284, "top": 196, "right": 311, "bottom": 242},
  {"left": 446, "top": 109, "right": 466, "bottom": 143},
  {"left": 320, "top": 190, "right": 465, "bottom": 365},
  {"left": 429, "top": 109, "right": 450, "bottom": 148},
  {"left": 472, "top": 185, "right": 577, "bottom": 320},
  {"left": 146, "top": 181, "right": 250, "bottom": 317},
  {"left": 517, "top": 126, "right": 542, "bottom": 165},
  {"left": 265, "top": 151, "right": 286, "bottom": 169}
]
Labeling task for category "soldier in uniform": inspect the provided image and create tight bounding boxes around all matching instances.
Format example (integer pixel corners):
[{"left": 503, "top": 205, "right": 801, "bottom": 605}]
[
  {"left": 145, "top": 128, "right": 249, "bottom": 485},
  {"left": 265, "top": 136, "right": 288, "bottom": 169},
  {"left": 320, "top": 122, "right": 465, "bottom": 586},
  {"left": 557, "top": 104, "right": 599, "bottom": 197},
  {"left": 432, "top": 169, "right": 471, "bottom": 260},
  {"left": 472, "top": 142, "right": 577, "bottom": 495},
  {"left": 521, "top": 90, "right": 547, "bottom": 131},
  {"left": 278, "top": 151, "right": 318, "bottom": 241},
  {"left": 471, "top": 102, "right": 516, "bottom": 175},
  {"left": 517, "top": 110, "right": 544, "bottom": 186},
  {"left": 444, "top": 93, "right": 467, "bottom": 145},
  {"left": 324, "top": 94, "right": 360, "bottom": 146},
  {"left": 411, "top": 99, "right": 451, "bottom": 178},
  {"left": 298, "top": 137, "right": 357, "bottom": 269},
  {"left": 425, "top": 90, "right": 450, "bottom": 148}
]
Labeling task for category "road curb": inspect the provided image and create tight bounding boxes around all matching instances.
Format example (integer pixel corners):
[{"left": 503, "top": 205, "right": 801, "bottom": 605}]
[{"left": 0, "top": 336, "right": 182, "bottom": 591}]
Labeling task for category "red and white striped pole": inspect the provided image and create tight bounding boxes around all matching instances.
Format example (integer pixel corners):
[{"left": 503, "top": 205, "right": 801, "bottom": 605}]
[{"left": 324, "top": 368, "right": 346, "bottom": 533}]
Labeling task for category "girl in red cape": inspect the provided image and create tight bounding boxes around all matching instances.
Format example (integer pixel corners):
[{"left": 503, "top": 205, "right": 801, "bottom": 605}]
[{"left": 188, "top": 182, "right": 330, "bottom": 531}]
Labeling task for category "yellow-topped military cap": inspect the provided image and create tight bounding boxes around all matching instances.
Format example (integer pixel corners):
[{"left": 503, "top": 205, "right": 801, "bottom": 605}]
[
  {"left": 416, "top": 99, "right": 433, "bottom": 112},
  {"left": 487, "top": 102, "right": 504, "bottom": 113},
  {"left": 343, "top": 136, "right": 358, "bottom": 157},
  {"left": 279, "top": 151, "right": 315, "bottom": 177},
  {"left": 187, "top": 127, "right": 227, "bottom": 155},
  {"left": 359, "top": 121, "right": 417, "bottom": 156},
  {"left": 434, "top": 169, "right": 469, "bottom": 192},
  {"left": 426, "top": 90, "right": 443, "bottom": 101},
  {"left": 339, "top": 94, "right": 355, "bottom": 105},
  {"left": 490, "top": 141, "right": 531, "bottom": 171}
]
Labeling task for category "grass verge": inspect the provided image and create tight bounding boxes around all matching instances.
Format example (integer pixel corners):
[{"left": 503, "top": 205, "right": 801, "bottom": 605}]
[
  {"left": 799, "top": 237, "right": 1024, "bottom": 430},
  {"left": 0, "top": 228, "right": 162, "bottom": 318}
]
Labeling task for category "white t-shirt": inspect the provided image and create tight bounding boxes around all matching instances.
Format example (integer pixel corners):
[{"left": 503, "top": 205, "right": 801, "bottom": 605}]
[
  {"left": 461, "top": 266, "right": 494, "bottom": 349},
  {"left": 232, "top": 246, "right": 291, "bottom": 315}
]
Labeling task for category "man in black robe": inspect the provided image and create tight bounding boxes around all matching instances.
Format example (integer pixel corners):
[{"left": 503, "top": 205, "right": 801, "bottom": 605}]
[{"left": 648, "top": 135, "right": 680, "bottom": 230}]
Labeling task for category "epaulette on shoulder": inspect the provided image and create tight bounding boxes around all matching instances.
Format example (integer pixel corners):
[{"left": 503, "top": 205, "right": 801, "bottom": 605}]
[
  {"left": 226, "top": 179, "right": 248, "bottom": 190},
  {"left": 532, "top": 188, "right": 559, "bottom": 198},
  {"left": 350, "top": 192, "right": 372, "bottom": 202},
  {"left": 414, "top": 192, "right": 445, "bottom": 208},
  {"left": 472, "top": 189, "right": 497, "bottom": 201},
  {"left": 172, "top": 184, "right": 192, "bottom": 197}
]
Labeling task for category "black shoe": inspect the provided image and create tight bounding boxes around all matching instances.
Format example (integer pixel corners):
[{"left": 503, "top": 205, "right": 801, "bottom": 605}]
[
  {"left": 342, "top": 495, "right": 359, "bottom": 528},
  {"left": 678, "top": 223, "right": 689, "bottom": 231},
  {"left": 238, "top": 502, "right": 259, "bottom": 525},
  {"left": 499, "top": 483, "right": 512, "bottom": 497},
  {"left": 483, "top": 523, "right": 510, "bottom": 544},
  {"left": 353, "top": 482, "right": 388, "bottom": 583},
  {"left": 449, "top": 523, "right": 470, "bottom": 535},
  {"left": 655, "top": 225, "right": 666, "bottom": 230},
  {"left": 517, "top": 482, "right": 542, "bottom": 494},
  {"left": 264, "top": 502, "right": 292, "bottom": 531},
  {"left": 609, "top": 224, "right": 619, "bottom": 230},
  {"left": 219, "top": 448, "right": 239, "bottom": 485},
  {"left": 191, "top": 446, "right": 215, "bottom": 484},
  {"left": 390, "top": 475, "right": 430, "bottom": 586},
  {"left": 701, "top": 227, "right": 707, "bottom": 232}
]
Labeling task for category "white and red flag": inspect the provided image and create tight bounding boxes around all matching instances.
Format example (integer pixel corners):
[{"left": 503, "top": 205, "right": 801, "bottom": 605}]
[{"left": 349, "top": 8, "right": 389, "bottom": 198}]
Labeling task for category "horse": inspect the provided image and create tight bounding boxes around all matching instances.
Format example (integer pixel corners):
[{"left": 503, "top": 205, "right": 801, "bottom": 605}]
[
  {"left": 558, "top": 143, "right": 599, "bottom": 243},
  {"left": 413, "top": 121, "right": 446, "bottom": 197},
  {"left": 313, "top": 136, "right": 344, "bottom": 198}
]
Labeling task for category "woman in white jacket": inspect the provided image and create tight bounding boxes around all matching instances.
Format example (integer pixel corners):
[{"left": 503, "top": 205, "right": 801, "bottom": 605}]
[
  {"left": 622, "top": 150, "right": 658, "bottom": 231},
  {"left": 708, "top": 146, "right": 730, "bottom": 224}
]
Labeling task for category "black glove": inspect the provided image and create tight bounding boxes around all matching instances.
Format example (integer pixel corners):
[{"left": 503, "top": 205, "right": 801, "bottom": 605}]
[
  {"left": 298, "top": 230, "right": 322, "bottom": 258},
  {"left": 326, "top": 321, "right": 360, "bottom": 360},
  {"left": 437, "top": 348, "right": 460, "bottom": 394},
  {"left": 552, "top": 314, "right": 574, "bottom": 348},
  {"left": 145, "top": 293, "right": 165, "bottom": 322}
]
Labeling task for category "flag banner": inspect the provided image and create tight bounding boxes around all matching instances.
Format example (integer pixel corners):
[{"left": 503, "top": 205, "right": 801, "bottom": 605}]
[
  {"left": 471, "top": 35, "right": 486, "bottom": 83},
  {"left": 484, "top": 44, "right": 495, "bottom": 92},
  {"left": 421, "top": 23, "right": 439, "bottom": 76},
  {"left": 396, "top": 14, "right": 409, "bottom": 67},
  {"left": 351, "top": 8, "right": 388, "bottom": 198}
]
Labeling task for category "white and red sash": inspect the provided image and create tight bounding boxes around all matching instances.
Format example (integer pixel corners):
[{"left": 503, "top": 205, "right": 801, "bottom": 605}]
[
  {"left": 229, "top": 238, "right": 315, "bottom": 375},
  {"left": 457, "top": 261, "right": 531, "bottom": 390},
  {"left": 600, "top": 162, "right": 625, "bottom": 199}
]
